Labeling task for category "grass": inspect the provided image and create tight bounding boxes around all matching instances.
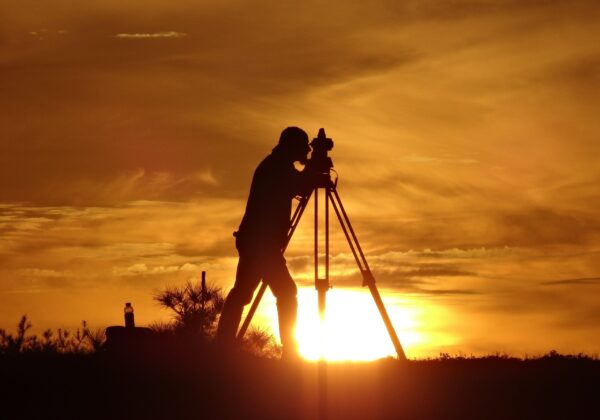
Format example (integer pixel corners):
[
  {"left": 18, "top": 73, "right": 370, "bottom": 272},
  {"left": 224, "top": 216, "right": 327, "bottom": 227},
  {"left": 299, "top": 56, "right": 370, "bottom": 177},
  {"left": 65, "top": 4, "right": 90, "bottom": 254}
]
[
  {"left": 1, "top": 282, "right": 597, "bottom": 420},
  {"left": 0, "top": 316, "right": 597, "bottom": 419}
]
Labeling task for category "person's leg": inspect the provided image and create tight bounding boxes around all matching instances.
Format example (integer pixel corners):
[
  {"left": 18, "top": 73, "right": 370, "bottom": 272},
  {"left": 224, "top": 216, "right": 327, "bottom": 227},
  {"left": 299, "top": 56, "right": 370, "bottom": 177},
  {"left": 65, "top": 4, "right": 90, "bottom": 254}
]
[
  {"left": 263, "top": 253, "right": 299, "bottom": 359},
  {"left": 217, "top": 254, "right": 261, "bottom": 347},
  {"left": 277, "top": 295, "right": 299, "bottom": 360}
]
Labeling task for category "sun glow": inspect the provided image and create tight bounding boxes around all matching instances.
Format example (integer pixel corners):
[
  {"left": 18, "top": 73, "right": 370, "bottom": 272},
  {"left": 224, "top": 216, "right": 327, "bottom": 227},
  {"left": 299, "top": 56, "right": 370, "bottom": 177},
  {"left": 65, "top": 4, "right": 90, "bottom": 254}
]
[{"left": 255, "top": 287, "right": 455, "bottom": 361}]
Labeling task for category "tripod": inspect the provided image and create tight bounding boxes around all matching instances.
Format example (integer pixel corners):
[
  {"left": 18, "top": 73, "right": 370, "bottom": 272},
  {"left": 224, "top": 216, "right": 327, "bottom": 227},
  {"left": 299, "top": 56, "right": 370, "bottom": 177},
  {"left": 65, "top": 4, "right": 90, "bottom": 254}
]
[{"left": 236, "top": 130, "right": 407, "bottom": 361}]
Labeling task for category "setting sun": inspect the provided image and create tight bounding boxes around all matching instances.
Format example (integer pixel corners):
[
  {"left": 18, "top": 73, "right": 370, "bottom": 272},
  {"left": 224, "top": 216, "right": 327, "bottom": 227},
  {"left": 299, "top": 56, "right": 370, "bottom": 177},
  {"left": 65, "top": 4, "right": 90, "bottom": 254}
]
[
  {"left": 297, "top": 288, "right": 413, "bottom": 361},
  {"left": 254, "top": 287, "right": 458, "bottom": 361}
]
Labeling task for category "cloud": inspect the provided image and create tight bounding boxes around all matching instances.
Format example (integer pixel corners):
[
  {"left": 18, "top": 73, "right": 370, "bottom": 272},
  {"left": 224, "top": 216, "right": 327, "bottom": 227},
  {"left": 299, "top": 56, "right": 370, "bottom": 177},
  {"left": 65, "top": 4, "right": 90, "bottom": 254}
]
[
  {"left": 414, "top": 288, "right": 481, "bottom": 296},
  {"left": 16, "top": 268, "right": 65, "bottom": 278},
  {"left": 112, "top": 262, "right": 199, "bottom": 277},
  {"left": 115, "top": 32, "right": 186, "bottom": 39},
  {"left": 541, "top": 277, "right": 600, "bottom": 286},
  {"left": 0, "top": 1, "right": 419, "bottom": 205},
  {"left": 497, "top": 208, "right": 599, "bottom": 247},
  {"left": 400, "top": 155, "right": 478, "bottom": 165}
]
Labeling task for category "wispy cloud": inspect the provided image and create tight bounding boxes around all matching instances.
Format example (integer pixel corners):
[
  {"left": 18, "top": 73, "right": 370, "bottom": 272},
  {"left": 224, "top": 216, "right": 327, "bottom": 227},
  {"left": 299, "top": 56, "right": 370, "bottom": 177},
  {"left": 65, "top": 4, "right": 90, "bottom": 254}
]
[
  {"left": 401, "top": 154, "right": 478, "bottom": 165},
  {"left": 115, "top": 31, "right": 186, "bottom": 39},
  {"left": 541, "top": 277, "right": 600, "bottom": 286},
  {"left": 16, "top": 268, "right": 66, "bottom": 278},
  {"left": 112, "top": 262, "right": 199, "bottom": 277}
]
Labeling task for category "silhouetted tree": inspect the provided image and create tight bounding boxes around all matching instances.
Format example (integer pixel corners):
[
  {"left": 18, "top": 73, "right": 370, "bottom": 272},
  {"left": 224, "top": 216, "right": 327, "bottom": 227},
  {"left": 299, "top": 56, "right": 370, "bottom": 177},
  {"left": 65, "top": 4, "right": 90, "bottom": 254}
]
[{"left": 154, "top": 280, "right": 225, "bottom": 338}]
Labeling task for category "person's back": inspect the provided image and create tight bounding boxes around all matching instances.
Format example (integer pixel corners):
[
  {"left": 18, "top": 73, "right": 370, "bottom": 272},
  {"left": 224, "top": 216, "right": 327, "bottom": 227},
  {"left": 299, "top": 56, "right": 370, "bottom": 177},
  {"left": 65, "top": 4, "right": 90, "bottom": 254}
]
[{"left": 237, "top": 150, "right": 306, "bottom": 251}]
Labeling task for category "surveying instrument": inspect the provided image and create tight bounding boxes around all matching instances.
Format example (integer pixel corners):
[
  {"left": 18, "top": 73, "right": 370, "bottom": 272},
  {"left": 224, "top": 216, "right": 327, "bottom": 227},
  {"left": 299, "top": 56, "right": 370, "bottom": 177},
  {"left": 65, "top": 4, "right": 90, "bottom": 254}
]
[{"left": 236, "top": 128, "right": 407, "bottom": 361}]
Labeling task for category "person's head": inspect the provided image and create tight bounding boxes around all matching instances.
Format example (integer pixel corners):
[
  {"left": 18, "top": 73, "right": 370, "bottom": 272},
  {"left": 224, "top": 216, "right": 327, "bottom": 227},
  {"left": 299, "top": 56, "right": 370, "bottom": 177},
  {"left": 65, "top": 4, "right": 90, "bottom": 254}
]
[{"left": 273, "top": 126, "right": 311, "bottom": 164}]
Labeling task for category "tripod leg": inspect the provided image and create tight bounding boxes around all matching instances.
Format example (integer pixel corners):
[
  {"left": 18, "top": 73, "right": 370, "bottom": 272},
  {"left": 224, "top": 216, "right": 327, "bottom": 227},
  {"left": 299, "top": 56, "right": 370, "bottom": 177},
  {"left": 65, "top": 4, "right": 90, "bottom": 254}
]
[
  {"left": 236, "top": 282, "right": 268, "bottom": 340},
  {"left": 236, "top": 190, "right": 313, "bottom": 341},
  {"left": 329, "top": 187, "right": 407, "bottom": 361},
  {"left": 320, "top": 188, "right": 330, "bottom": 322},
  {"left": 314, "top": 188, "right": 331, "bottom": 322},
  {"left": 366, "top": 283, "right": 407, "bottom": 361}
]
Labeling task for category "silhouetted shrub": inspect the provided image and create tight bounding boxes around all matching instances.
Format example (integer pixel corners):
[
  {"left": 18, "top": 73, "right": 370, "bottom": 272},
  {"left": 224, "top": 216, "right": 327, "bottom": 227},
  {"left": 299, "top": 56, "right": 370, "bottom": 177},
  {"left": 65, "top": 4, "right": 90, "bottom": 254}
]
[
  {"left": 152, "top": 280, "right": 284, "bottom": 357},
  {"left": 154, "top": 280, "right": 225, "bottom": 338},
  {"left": 0, "top": 315, "right": 105, "bottom": 355},
  {"left": 148, "top": 320, "right": 177, "bottom": 336},
  {"left": 0, "top": 315, "right": 32, "bottom": 354},
  {"left": 242, "top": 326, "right": 282, "bottom": 359}
]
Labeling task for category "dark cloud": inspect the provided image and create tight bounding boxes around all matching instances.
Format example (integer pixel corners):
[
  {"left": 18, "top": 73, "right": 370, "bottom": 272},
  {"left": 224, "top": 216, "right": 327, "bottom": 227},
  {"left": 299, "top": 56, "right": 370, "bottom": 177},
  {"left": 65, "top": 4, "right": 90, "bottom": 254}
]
[
  {"left": 176, "top": 236, "right": 238, "bottom": 258},
  {"left": 414, "top": 288, "right": 480, "bottom": 295},
  {"left": 401, "top": 265, "right": 474, "bottom": 278},
  {"left": 297, "top": 256, "right": 477, "bottom": 292},
  {"left": 497, "top": 208, "right": 599, "bottom": 248},
  {"left": 536, "top": 53, "right": 600, "bottom": 94},
  {"left": 287, "top": 256, "right": 312, "bottom": 273},
  {"left": 0, "top": 1, "right": 417, "bottom": 206},
  {"left": 551, "top": 304, "right": 600, "bottom": 329},
  {"left": 541, "top": 277, "right": 600, "bottom": 286}
]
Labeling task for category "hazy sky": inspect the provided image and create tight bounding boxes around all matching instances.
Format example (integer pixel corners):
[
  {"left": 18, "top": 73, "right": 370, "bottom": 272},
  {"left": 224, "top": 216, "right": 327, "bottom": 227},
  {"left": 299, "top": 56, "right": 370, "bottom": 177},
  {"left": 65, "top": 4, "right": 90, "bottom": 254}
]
[{"left": 1, "top": 0, "right": 599, "bottom": 357}]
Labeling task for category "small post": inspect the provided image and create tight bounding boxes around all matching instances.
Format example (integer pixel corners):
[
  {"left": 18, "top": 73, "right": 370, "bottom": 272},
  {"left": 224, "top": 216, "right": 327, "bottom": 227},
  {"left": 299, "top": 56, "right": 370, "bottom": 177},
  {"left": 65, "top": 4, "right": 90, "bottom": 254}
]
[{"left": 201, "top": 271, "right": 207, "bottom": 311}]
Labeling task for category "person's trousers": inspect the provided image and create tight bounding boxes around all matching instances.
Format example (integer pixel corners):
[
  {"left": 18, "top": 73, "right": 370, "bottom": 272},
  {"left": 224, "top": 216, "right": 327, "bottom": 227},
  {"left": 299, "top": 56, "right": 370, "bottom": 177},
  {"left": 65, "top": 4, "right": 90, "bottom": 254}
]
[{"left": 217, "top": 245, "right": 298, "bottom": 356}]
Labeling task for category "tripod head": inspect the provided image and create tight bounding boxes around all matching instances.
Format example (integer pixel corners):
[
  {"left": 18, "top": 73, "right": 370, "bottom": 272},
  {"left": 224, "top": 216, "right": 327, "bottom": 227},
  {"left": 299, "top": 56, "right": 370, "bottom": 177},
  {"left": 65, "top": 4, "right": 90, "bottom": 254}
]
[{"left": 308, "top": 128, "right": 334, "bottom": 188}]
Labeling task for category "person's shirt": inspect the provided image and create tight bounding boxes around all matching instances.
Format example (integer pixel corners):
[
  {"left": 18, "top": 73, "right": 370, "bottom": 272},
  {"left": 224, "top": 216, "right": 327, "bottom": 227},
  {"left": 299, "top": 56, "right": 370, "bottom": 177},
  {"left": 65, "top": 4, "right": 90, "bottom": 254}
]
[{"left": 238, "top": 150, "right": 311, "bottom": 251}]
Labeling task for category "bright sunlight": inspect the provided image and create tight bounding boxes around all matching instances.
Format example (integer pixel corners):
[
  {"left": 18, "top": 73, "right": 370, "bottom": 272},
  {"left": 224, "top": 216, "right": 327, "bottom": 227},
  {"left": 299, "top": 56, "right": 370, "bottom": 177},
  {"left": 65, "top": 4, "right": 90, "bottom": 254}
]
[{"left": 255, "top": 287, "right": 457, "bottom": 361}]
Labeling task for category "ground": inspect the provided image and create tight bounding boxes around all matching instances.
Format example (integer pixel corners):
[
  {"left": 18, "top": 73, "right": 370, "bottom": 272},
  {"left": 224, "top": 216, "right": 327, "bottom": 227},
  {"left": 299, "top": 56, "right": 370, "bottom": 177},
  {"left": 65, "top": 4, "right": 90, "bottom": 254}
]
[{"left": 0, "top": 345, "right": 597, "bottom": 420}]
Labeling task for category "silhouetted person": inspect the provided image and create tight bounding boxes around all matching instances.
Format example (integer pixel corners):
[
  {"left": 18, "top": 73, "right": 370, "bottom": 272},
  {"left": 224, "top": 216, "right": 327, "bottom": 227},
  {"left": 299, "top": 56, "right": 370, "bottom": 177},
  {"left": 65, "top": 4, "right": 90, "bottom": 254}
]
[{"left": 217, "top": 127, "right": 313, "bottom": 359}]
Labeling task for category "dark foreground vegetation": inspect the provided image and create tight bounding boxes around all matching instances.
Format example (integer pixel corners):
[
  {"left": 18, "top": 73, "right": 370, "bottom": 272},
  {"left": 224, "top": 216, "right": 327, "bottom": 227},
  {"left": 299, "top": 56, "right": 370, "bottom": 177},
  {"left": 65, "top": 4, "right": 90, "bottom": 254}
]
[
  {"left": 1, "top": 339, "right": 597, "bottom": 419},
  {"left": 1, "top": 280, "right": 598, "bottom": 419}
]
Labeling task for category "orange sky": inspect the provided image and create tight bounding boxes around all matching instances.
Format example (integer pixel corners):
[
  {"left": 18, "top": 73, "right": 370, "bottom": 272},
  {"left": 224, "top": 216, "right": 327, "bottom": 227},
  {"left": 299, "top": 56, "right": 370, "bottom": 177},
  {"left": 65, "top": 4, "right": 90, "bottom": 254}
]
[{"left": 1, "top": 0, "right": 599, "bottom": 358}]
